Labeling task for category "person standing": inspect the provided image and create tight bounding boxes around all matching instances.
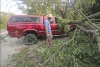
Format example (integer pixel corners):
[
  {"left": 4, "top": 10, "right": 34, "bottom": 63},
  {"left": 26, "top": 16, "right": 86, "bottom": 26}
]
[
  {"left": 44, "top": 14, "right": 53, "bottom": 46},
  {"left": 38, "top": 14, "right": 53, "bottom": 67}
]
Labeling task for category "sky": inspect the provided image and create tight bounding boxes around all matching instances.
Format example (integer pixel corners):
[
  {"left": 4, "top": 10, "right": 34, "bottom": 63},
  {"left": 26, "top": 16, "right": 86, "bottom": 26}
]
[{"left": 1, "top": 0, "right": 23, "bottom": 14}]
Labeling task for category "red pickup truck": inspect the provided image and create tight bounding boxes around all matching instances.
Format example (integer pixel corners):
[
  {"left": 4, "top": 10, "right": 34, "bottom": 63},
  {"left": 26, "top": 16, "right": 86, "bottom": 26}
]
[{"left": 7, "top": 15, "right": 76, "bottom": 45}]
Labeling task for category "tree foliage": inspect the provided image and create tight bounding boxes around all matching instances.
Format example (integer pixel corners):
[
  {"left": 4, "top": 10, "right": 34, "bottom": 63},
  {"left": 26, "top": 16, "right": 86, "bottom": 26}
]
[
  {"left": 0, "top": 12, "right": 13, "bottom": 24},
  {"left": 17, "top": 0, "right": 61, "bottom": 15},
  {"left": 36, "top": 31, "right": 100, "bottom": 67}
]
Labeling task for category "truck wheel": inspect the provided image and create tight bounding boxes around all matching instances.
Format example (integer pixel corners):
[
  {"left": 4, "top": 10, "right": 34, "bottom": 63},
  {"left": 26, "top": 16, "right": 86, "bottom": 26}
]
[{"left": 23, "top": 34, "right": 37, "bottom": 45}]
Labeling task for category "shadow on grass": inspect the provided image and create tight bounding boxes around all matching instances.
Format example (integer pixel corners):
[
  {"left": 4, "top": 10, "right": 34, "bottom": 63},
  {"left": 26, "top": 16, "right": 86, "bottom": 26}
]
[{"left": 38, "top": 35, "right": 68, "bottom": 41}]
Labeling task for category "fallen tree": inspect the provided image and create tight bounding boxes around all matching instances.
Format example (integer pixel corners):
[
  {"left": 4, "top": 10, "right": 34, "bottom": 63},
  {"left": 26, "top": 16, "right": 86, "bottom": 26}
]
[
  {"left": 57, "top": 4, "right": 100, "bottom": 53},
  {"left": 71, "top": 12, "right": 100, "bottom": 24},
  {"left": 72, "top": 4, "right": 100, "bottom": 53}
]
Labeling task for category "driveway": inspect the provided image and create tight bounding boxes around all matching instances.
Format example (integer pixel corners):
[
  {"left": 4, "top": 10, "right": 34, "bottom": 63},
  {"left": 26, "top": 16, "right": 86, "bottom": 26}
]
[{"left": 0, "top": 30, "right": 28, "bottom": 67}]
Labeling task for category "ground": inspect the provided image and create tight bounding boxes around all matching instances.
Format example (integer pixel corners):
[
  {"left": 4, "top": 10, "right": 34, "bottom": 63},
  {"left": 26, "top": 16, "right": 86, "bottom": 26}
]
[
  {"left": 0, "top": 29, "right": 68, "bottom": 67},
  {"left": 0, "top": 30, "right": 29, "bottom": 67}
]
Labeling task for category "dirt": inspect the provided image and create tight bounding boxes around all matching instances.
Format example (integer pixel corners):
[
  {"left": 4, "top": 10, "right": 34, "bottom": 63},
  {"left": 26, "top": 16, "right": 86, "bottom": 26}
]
[{"left": 0, "top": 30, "right": 30, "bottom": 67}]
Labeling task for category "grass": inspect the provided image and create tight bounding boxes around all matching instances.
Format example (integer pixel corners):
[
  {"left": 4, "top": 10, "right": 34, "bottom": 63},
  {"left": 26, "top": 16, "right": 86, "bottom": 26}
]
[
  {"left": 6, "top": 36, "right": 68, "bottom": 67},
  {"left": 0, "top": 23, "right": 6, "bottom": 30}
]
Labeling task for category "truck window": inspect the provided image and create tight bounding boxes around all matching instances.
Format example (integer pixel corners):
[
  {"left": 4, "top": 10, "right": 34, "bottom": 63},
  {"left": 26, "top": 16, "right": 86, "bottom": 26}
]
[
  {"left": 29, "top": 17, "right": 41, "bottom": 22},
  {"left": 10, "top": 16, "right": 41, "bottom": 22},
  {"left": 55, "top": 17, "right": 58, "bottom": 23}
]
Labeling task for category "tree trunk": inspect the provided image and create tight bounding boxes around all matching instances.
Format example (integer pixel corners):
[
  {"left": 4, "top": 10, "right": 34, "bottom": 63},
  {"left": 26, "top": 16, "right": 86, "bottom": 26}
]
[
  {"left": 71, "top": 12, "right": 100, "bottom": 24},
  {"left": 97, "top": 35, "right": 100, "bottom": 53}
]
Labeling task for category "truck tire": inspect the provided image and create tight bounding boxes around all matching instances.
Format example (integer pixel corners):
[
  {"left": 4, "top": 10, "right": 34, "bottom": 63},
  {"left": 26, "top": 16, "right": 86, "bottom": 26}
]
[{"left": 23, "top": 34, "right": 37, "bottom": 45}]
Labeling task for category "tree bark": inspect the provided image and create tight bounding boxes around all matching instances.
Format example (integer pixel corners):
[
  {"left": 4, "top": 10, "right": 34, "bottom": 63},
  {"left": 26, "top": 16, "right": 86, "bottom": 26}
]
[
  {"left": 71, "top": 12, "right": 100, "bottom": 24},
  {"left": 76, "top": 25, "right": 97, "bottom": 34},
  {"left": 97, "top": 35, "right": 100, "bottom": 53},
  {"left": 70, "top": 11, "right": 100, "bottom": 32}
]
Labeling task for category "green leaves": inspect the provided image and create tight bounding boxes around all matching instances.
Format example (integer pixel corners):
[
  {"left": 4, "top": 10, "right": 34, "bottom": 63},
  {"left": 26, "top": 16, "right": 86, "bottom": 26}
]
[
  {"left": 74, "top": 0, "right": 95, "bottom": 15},
  {"left": 64, "top": 25, "right": 70, "bottom": 33},
  {"left": 38, "top": 31, "right": 100, "bottom": 67},
  {"left": 0, "top": 12, "right": 14, "bottom": 29},
  {"left": 17, "top": 0, "right": 61, "bottom": 15},
  {"left": 57, "top": 18, "right": 70, "bottom": 33}
]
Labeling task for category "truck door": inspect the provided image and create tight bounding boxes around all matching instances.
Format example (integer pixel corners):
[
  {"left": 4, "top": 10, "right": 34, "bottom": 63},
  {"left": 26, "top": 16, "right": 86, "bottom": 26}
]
[{"left": 50, "top": 17, "right": 64, "bottom": 35}]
